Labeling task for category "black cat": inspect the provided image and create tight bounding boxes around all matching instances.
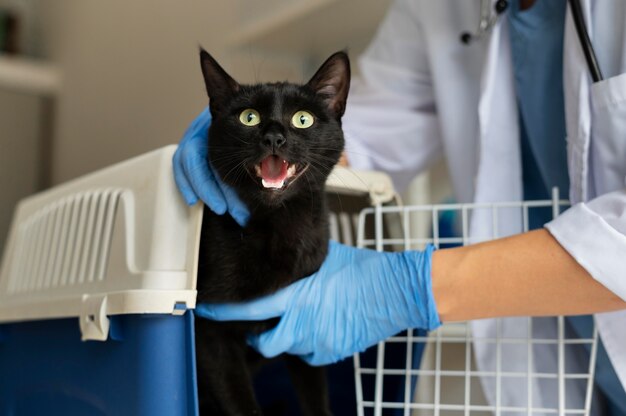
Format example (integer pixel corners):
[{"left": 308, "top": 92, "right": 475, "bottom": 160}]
[{"left": 194, "top": 49, "right": 350, "bottom": 415}]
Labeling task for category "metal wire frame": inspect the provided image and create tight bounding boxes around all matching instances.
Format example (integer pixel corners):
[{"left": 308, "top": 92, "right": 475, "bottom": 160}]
[{"left": 352, "top": 189, "right": 599, "bottom": 416}]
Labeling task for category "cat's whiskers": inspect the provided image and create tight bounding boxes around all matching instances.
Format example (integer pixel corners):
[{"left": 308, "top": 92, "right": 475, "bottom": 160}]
[
  {"left": 305, "top": 159, "right": 365, "bottom": 207},
  {"left": 307, "top": 146, "right": 371, "bottom": 158},
  {"left": 209, "top": 154, "right": 251, "bottom": 166},
  {"left": 308, "top": 153, "right": 371, "bottom": 190},
  {"left": 305, "top": 146, "right": 343, "bottom": 152},
  {"left": 221, "top": 130, "right": 253, "bottom": 145},
  {"left": 232, "top": 164, "right": 250, "bottom": 187},
  {"left": 301, "top": 168, "right": 318, "bottom": 216},
  {"left": 208, "top": 144, "right": 250, "bottom": 152},
  {"left": 216, "top": 158, "right": 251, "bottom": 185},
  {"left": 221, "top": 166, "right": 248, "bottom": 185},
  {"left": 304, "top": 156, "right": 335, "bottom": 175},
  {"left": 211, "top": 160, "right": 248, "bottom": 177},
  {"left": 210, "top": 149, "right": 252, "bottom": 162}
]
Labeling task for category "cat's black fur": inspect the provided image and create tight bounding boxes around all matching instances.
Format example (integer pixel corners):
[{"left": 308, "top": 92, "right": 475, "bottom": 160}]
[{"left": 195, "top": 49, "right": 350, "bottom": 415}]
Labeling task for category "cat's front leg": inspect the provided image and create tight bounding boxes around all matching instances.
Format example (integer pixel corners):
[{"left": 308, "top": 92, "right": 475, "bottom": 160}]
[
  {"left": 284, "top": 354, "right": 332, "bottom": 416},
  {"left": 195, "top": 318, "right": 263, "bottom": 416}
]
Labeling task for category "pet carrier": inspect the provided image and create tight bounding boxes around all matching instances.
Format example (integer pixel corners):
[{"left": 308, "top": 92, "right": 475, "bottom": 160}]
[{"left": 0, "top": 145, "right": 394, "bottom": 415}]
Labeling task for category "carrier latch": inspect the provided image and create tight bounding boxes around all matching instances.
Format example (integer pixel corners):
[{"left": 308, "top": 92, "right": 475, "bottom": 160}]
[{"left": 80, "top": 294, "right": 110, "bottom": 341}]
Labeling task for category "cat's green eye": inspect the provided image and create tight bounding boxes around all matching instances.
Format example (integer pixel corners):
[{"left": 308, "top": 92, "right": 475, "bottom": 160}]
[
  {"left": 239, "top": 109, "right": 261, "bottom": 126},
  {"left": 291, "top": 111, "right": 314, "bottom": 129}
]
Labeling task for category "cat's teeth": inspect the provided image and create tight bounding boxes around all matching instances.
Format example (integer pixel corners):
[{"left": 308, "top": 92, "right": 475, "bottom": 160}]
[
  {"left": 262, "top": 179, "right": 285, "bottom": 189},
  {"left": 255, "top": 163, "right": 296, "bottom": 189}
]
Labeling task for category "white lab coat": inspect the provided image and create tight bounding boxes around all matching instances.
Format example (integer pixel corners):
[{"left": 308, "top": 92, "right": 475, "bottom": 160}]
[{"left": 343, "top": 0, "right": 626, "bottom": 410}]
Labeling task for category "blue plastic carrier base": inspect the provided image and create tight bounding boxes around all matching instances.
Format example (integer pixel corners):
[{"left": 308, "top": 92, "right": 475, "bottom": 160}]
[{"left": 0, "top": 312, "right": 198, "bottom": 416}]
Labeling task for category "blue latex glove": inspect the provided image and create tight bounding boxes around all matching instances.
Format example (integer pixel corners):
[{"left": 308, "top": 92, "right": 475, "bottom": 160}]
[
  {"left": 172, "top": 107, "right": 249, "bottom": 226},
  {"left": 196, "top": 241, "right": 441, "bottom": 366}
]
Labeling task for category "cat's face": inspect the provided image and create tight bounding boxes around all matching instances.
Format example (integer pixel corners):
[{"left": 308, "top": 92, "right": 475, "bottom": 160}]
[{"left": 199, "top": 50, "right": 350, "bottom": 207}]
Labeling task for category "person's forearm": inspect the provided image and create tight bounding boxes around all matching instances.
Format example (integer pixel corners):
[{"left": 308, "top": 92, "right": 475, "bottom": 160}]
[{"left": 431, "top": 229, "right": 626, "bottom": 322}]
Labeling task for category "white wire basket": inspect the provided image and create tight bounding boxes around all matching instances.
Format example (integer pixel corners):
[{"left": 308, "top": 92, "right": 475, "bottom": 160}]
[{"left": 348, "top": 189, "right": 599, "bottom": 416}]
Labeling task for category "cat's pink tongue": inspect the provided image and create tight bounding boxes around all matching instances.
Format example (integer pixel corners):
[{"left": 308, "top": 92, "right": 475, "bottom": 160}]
[{"left": 260, "top": 155, "right": 289, "bottom": 187}]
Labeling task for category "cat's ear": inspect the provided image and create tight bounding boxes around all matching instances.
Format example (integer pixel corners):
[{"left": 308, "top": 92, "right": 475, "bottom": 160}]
[
  {"left": 199, "top": 48, "right": 240, "bottom": 114},
  {"left": 306, "top": 51, "right": 351, "bottom": 117}
]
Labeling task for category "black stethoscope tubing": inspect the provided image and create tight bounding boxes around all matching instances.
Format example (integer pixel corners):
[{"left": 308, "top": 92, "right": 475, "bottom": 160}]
[
  {"left": 568, "top": 0, "right": 603, "bottom": 82},
  {"left": 462, "top": 0, "right": 604, "bottom": 83}
]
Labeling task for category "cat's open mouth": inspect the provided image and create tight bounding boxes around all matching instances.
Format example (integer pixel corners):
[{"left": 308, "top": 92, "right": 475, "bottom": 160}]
[{"left": 253, "top": 155, "right": 307, "bottom": 190}]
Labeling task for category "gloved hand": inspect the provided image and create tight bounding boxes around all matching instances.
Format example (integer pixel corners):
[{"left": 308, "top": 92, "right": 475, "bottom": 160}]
[
  {"left": 172, "top": 107, "right": 249, "bottom": 226},
  {"left": 196, "top": 241, "right": 441, "bottom": 366}
]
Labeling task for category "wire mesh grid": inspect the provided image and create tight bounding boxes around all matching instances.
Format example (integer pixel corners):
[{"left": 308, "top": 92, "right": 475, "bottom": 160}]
[{"left": 347, "top": 189, "right": 599, "bottom": 416}]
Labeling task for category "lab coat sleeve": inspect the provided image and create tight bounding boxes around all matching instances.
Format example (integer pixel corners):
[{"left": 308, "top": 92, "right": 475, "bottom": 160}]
[
  {"left": 545, "top": 189, "right": 626, "bottom": 301},
  {"left": 343, "top": 0, "right": 443, "bottom": 192}
]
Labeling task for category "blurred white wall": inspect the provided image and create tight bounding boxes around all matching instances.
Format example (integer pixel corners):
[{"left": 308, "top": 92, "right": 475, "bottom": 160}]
[
  {"left": 36, "top": 0, "right": 298, "bottom": 185},
  {"left": 36, "top": 0, "right": 390, "bottom": 185}
]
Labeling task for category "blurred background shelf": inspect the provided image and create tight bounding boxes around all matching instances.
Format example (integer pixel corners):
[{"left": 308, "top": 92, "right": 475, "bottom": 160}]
[
  {"left": 0, "top": 54, "right": 59, "bottom": 257},
  {"left": 0, "top": 55, "right": 60, "bottom": 96}
]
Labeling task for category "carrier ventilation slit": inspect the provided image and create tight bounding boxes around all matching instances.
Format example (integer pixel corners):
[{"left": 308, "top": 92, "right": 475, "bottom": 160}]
[{"left": 7, "top": 189, "right": 122, "bottom": 293}]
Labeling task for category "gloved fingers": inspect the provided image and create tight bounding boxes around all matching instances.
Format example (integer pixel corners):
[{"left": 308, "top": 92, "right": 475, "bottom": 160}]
[
  {"left": 247, "top": 323, "right": 294, "bottom": 359},
  {"left": 328, "top": 239, "right": 342, "bottom": 249},
  {"left": 172, "top": 146, "right": 199, "bottom": 206},
  {"left": 217, "top": 179, "right": 250, "bottom": 227},
  {"left": 195, "top": 285, "right": 294, "bottom": 321},
  {"left": 174, "top": 108, "right": 212, "bottom": 206},
  {"left": 325, "top": 239, "right": 362, "bottom": 264},
  {"left": 302, "top": 351, "right": 338, "bottom": 367},
  {"left": 181, "top": 143, "right": 227, "bottom": 214},
  {"left": 183, "top": 107, "right": 212, "bottom": 137}
]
